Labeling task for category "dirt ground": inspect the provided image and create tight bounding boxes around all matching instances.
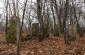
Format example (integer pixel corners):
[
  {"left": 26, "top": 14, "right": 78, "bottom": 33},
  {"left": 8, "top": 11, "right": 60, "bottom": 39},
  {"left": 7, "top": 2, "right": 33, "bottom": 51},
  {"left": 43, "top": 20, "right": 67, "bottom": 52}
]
[{"left": 0, "top": 34, "right": 85, "bottom": 55}]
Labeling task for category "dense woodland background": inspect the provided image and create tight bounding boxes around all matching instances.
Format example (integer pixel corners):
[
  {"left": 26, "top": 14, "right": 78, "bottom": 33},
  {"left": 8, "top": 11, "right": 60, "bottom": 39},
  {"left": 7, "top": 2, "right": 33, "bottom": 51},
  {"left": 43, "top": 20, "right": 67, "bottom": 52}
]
[{"left": 0, "top": 0, "right": 85, "bottom": 55}]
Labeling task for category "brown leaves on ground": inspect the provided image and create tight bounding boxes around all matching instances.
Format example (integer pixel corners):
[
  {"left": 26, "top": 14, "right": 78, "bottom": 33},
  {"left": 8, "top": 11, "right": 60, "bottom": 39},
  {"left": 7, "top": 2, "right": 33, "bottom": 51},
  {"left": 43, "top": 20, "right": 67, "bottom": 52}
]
[{"left": 0, "top": 34, "right": 85, "bottom": 55}]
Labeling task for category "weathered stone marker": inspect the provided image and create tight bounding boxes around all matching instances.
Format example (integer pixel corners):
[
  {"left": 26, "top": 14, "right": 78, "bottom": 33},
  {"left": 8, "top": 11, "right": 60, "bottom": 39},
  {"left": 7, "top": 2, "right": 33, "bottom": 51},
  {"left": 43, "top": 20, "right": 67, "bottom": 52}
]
[
  {"left": 6, "top": 16, "right": 20, "bottom": 43},
  {"left": 32, "top": 23, "right": 39, "bottom": 36},
  {"left": 68, "top": 24, "right": 77, "bottom": 41}
]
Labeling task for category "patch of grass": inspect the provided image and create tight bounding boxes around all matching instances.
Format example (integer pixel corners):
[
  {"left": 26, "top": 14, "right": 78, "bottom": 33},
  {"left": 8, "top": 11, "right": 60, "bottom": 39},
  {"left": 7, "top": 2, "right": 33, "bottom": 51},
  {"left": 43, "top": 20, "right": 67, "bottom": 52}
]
[
  {"left": 68, "top": 35, "right": 76, "bottom": 41},
  {"left": 20, "top": 35, "right": 31, "bottom": 42},
  {"left": 20, "top": 37, "right": 30, "bottom": 42}
]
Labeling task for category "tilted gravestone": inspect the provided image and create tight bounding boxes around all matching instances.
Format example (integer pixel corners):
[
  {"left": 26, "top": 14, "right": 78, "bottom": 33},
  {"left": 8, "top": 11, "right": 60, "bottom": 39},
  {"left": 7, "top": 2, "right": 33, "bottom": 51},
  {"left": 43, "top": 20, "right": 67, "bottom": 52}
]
[{"left": 6, "top": 16, "right": 20, "bottom": 43}]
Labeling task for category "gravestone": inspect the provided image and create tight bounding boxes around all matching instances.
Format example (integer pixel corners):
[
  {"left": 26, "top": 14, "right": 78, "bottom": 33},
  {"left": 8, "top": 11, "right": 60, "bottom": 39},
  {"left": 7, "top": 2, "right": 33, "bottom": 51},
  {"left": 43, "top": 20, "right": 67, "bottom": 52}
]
[
  {"left": 32, "top": 23, "right": 39, "bottom": 36},
  {"left": 6, "top": 16, "right": 20, "bottom": 43},
  {"left": 68, "top": 24, "right": 77, "bottom": 40}
]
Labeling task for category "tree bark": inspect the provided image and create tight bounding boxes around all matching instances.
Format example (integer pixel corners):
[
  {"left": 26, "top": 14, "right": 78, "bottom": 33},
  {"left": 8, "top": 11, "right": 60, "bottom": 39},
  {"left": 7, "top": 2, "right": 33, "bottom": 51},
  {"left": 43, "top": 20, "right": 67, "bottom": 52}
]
[
  {"left": 63, "top": 0, "right": 69, "bottom": 44},
  {"left": 5, "top": 0, "right": 9, "bottom": 35},
  {"left": 20, "top": 0, "right": 28, "bottom": 35}
]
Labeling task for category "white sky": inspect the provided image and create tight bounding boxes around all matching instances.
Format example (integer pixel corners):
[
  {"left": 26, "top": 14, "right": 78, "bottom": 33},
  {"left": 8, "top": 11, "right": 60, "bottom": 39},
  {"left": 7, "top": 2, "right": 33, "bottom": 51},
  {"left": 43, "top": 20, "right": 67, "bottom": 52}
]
[
  {"left": 0, "top": 0, "right": 36, "bottom": 13},
  {"left": 0, "top": 0, "right": 85, "bottom": 24},
  {"left": 0, "top": 0, "right": 4, "bottom": 13},
  {"left": 0, "top": 0, "right": 85, "bottom": 14}
]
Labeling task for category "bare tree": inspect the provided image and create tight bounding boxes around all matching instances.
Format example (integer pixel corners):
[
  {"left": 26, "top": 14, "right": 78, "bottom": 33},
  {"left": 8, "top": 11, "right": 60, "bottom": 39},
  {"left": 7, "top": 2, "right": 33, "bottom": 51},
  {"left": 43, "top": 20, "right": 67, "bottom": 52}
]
[
  {"left": 20, "top": 0, "right": 28, "bottom": 35},
  {"left": 63, "top": 0, "right": 69, "bottom": 44},
  {"left": 12, "top": 0, "right": 16, "bottom": 16},
  {"left": 5, "top": 0, "right": 9, "bottom": 35}
]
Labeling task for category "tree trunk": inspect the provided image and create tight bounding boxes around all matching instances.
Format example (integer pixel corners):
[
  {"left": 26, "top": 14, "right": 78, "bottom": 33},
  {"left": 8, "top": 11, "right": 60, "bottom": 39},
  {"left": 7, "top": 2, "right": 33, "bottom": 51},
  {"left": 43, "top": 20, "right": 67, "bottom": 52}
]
[
  {"left": 63, "top": 0, "right": 69, "bottom": 44},
  {"left": 5, "top": 0, "right": 8, "bottom": 35},
  {"left": 20, "top": 0, "right": 28, "bottom": 35},
  {"left": 16, "top": 17, "right": 20, "bottom": 55},
  {"left": 37, "top": 0, "right": 44, "bottom": 41}
]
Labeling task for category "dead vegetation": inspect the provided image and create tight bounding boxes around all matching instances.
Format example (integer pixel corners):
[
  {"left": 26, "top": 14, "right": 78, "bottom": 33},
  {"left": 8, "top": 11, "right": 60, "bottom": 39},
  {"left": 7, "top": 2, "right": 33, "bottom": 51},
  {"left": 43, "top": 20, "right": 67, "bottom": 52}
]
[{"left": 0, "top": 34, "right": 85, "bottom": 55}]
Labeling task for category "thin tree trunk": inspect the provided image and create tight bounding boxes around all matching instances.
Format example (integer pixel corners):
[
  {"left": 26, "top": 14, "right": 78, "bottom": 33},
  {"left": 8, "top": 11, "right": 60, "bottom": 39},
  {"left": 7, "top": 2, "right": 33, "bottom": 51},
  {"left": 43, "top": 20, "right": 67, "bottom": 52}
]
[
  {"left": 5, "top": 0, "right": 8, "bottom": 35},
  {"left": 63, "top": 0, "right": 69, "bottom": 44},
  {"left": 20, "top": 0, "right": 28, "bottom": 35},
  {"left": 16, "top": 17, "right": 20, "bottom": 55},
  {"left": 37, "top": 0, "right": 44, "bottom": 41},
  {"left": 12, "top": 0, "right": 16, "bottom": 16},
  {"left": 54, "top": 0, "right": 61, "bottom": 36}
]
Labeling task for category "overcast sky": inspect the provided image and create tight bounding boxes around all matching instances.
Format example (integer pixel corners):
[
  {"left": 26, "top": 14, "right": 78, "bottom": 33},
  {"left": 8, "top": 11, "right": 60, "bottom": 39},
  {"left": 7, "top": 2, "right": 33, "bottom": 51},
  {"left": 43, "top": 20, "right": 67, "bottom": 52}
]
[
  {"left": 0, "top": 0, "right": 36, "bottom": 14},
  {"left": 0, "top": 0, "right": 85, "bottom": 24},
  {"left": 0, "top": 0, "right": 85, "bottom": 14},
  {"left": 0, "top": 0, "right": 4, "bottom": 13}
]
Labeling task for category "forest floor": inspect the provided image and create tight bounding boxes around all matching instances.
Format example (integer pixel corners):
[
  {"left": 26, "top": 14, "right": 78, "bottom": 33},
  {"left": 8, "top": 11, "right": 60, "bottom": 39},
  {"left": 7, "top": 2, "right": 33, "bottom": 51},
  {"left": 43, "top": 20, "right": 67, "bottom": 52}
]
[{"left": 0, "top": 34, "right": 85, "bottom": 55}]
